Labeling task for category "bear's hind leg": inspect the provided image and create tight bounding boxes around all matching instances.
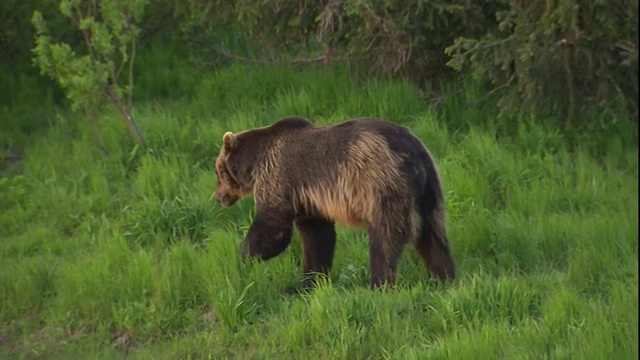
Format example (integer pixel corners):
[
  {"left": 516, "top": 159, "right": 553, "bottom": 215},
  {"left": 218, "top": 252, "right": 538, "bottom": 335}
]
[
  {"left": 290, "top": 217, "right": 337, "bottom": 293},
  {"left": 366, "top": 220, "right": 409, "bottom": 289}
]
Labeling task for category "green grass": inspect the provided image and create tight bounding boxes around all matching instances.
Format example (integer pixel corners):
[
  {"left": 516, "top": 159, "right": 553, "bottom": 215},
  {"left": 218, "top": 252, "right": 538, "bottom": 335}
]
[{"left": 0, "top": 60, "right": 637, "bottom": 359}]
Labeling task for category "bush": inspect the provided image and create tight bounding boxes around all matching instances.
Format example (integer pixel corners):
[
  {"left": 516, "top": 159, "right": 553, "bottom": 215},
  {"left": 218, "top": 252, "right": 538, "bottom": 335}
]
[
  {"left": 446, "top": 0, "right": 638, "bottom": 128},
  {"left": 179, "top": 0, "right": 638, "bottom": 128}
]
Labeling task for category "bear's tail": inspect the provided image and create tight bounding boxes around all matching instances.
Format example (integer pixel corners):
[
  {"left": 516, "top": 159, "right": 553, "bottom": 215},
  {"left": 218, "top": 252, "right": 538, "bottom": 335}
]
[{"left": 415, "top": 165, "right": 456, "bottom": 281}]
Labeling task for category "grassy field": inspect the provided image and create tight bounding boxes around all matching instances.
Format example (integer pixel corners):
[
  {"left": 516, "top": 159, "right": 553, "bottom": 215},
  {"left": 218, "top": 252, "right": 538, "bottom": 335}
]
[{"left": 0, "top": 55, "right": 638, "bottom": 359}]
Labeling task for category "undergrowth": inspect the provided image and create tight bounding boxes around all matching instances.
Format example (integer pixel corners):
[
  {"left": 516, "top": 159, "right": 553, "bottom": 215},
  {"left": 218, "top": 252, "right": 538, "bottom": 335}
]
[{"left": 0, "top": 49, "right": 637, "bottom": 359}]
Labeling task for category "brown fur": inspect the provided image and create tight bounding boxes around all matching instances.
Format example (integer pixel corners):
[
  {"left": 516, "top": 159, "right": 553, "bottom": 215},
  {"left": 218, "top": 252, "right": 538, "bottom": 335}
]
[{"left": 213, "top": 116, "right": 455, "bottom": 291}]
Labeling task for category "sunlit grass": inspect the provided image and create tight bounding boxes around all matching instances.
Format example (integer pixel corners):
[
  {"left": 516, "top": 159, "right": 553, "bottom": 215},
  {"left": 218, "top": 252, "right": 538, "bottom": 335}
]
[{"left": 0, "top": 60, "right": 637, "bottom": 359}]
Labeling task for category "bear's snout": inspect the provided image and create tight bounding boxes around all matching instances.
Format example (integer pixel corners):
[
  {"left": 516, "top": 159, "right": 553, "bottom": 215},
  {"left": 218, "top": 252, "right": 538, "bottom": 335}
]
[
  {"left": 216, "top": 195, "right": 229, "bottom": 206},
  {"left": 212, "top": 190, "right": 225, "bottom": 205},
  {"left": 213, "top": 190, "right": 236, "bottom": 207}
]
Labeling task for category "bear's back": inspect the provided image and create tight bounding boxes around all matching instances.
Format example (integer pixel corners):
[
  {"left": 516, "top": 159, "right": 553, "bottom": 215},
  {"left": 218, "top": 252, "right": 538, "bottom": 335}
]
[
  {"left": 275, "top": 117, "right": 428, "bottom": 191},
  {"left": 285, "top": 117, "right": 428, "bottom": 162}
]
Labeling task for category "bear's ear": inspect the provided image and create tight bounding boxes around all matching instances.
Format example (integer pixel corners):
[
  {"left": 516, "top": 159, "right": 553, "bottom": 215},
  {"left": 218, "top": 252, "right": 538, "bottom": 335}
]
[{"left": 222, "top": 132, "right": 237, "bottom": 152}]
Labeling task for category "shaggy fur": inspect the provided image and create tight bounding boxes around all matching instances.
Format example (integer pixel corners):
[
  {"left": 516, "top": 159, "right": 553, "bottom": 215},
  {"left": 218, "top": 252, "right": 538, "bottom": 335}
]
[{"left": 213, "top": 116, "right": 455, "bottom": 291}]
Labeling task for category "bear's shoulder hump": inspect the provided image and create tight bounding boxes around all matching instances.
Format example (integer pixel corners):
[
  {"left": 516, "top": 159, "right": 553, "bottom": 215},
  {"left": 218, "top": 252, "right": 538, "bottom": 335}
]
[{"left": 272, "top": 116, "right": 314, "bottom": 130}]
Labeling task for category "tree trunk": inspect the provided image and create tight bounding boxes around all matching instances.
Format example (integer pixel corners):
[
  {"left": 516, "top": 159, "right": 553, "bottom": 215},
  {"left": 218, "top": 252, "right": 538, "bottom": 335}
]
[{"left": 124, "top": 113, "right": 145, "bottom": 147}]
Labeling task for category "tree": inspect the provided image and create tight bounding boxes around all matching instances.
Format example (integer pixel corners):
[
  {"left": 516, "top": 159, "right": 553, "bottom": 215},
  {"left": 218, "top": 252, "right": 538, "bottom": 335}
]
[{"left": 31, "top": 0, "right": 148, "bottom": 146}]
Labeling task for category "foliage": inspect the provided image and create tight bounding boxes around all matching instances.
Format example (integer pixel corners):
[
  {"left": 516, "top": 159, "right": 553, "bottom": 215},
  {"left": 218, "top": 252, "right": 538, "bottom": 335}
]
[
  {"left": 0, "top": 1, "right": 69, "bottom": 153},
  {"left": 445, "top": 0, "right": 639, "bottom": 127},
  {"left": 310, "top": 0, "right": 502, "bottom": 78},
  {"left": 31, "top": 0, "right": 148, "bottom": 146},
  {"left": 0, "top": 1, "right": 68, "bottom": 66},
  {"left": 193, "top": 0, "right": 502, "bottom": 78},
  {"left": 2, "top": 0, "right": 636, "bottom": 140},
  {"left": 170, "top": 0, "right": 638, "bottom": 128}
]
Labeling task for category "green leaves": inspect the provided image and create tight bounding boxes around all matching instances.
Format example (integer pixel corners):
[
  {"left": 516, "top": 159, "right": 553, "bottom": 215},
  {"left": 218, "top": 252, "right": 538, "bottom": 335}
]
[
  {"left": 32, "top": 12, "right": 86, "bottom": 112},
  {"left": 31, "top": 12, "right": 108, "bottom": 114},
  {"left": 445, "top": 0, "right": 638, "bottom": 128},
  {"left": 30, "top": 0, "right": 148, "bottom": 145}
]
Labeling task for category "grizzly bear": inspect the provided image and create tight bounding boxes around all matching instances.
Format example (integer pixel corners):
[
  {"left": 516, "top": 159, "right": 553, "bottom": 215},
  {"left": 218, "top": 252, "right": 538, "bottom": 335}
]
[{"left": 212, "top": 116, "right": 455, "bottom": 292}]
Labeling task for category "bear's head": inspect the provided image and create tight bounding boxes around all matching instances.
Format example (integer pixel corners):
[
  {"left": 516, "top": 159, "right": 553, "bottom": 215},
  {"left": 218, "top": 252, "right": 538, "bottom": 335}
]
[{"left": 212, "top": 131, "right": 253, "bottom": 207}]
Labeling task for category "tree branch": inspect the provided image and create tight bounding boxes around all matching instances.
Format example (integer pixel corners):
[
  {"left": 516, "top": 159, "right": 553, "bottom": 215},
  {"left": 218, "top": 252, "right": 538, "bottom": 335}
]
[{"left": 128, "top": 31, "right": 136, "bottom": 110}]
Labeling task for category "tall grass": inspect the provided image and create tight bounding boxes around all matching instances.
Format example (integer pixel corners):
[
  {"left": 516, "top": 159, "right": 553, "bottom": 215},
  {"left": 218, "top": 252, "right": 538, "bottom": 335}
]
[{"left": 0, "top": 53, "right": 637, "bottom": 359}]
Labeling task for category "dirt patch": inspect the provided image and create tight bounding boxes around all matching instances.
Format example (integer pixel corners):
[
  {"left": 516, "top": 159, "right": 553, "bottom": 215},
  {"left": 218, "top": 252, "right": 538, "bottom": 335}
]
[
  {"left": 0, "top": 146, "right": 23, "bottom": 177},
  {"left": 111, "top": 332, "right": 135, "bottom": 354},
  {"left": 0, "top": 320, "right": 89, "bottom": 358}
]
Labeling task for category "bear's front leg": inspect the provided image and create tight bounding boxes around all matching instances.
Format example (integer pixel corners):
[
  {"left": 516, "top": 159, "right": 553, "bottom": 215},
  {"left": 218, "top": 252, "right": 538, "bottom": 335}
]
[
  {"left": 240, "top": 206, "right": 294, "bottom": 261},
  {"left": 294, "top": 217, "right": 337, "bottom": 291}
]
